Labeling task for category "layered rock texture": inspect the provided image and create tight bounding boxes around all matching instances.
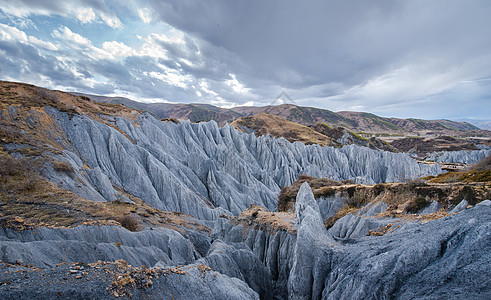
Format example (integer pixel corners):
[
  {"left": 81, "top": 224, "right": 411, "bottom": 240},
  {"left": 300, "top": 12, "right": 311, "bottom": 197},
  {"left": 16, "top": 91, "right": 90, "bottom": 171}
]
[{"left": 32, "top": 104, "right": 440, "bottom": 220}]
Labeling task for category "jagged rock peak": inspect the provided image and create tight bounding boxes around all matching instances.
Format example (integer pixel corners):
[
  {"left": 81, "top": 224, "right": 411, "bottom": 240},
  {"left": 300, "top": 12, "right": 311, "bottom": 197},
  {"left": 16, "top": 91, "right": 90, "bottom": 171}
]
[{"left": 295, "top": 182, "right": 321, "bottom": 226}]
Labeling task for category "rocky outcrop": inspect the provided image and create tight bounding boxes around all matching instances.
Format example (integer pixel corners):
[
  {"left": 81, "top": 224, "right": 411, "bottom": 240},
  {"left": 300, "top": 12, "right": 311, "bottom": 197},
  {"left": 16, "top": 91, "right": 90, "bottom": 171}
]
[
  {"left": 1, "top": 182, "right": 490, "bottom": 299},
  {"left": 425, "top": 149, "right": 491, "bottom": 164},
  {"left": 211, "top": 217, "right": 296, "bottom": 299},
  {"left": 46, "top": 108, "right": 441, "bottom": 221},
  {"left": 0, "top": 262, "right": 260, "bottom": 300},
  {"left": 197, "top": 240, "right": 273, "bottom": 299},
  {"left": 0, "top": 225, "right": 199, "bottom": 268},
  {"left": 321, "top": 205, "right": 491, "bottom": 299},
  {"left": 287, "top": 183, "right": 491, "bottom": 300},
  {"left": 289, "top": 184, "right": 334, "bottom": 300}
]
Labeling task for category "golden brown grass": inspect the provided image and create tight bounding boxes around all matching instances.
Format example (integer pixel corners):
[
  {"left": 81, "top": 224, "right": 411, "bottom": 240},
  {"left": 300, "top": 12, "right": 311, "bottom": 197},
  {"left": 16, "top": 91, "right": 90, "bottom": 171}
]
[
  {"left": 0, "top": 150, "right": 210, "bottom": 233},
  {"left": 424, "top": 170, "right": 491, "bottom": 183},
  {"left": 0, "top": 81, "right": 141, "bottom": 149},
  {"left": 230, "top": 204, "right": 296, "bottom": 234},
  {"left": 231, "top": 113, "right": 334, "bottom": 146},
  {"left": 279, "top": 174, "right": 491, "bottom": 230}
]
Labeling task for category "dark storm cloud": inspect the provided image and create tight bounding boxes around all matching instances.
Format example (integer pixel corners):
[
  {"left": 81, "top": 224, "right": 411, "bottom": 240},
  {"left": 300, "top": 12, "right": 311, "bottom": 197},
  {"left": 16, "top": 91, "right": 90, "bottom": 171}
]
[
  {"left": 1, "top": 0, "right": 490, "bottom": 118},
  {"left": 147, "top": 0, "right": 403, "bottom": 86},
  {"left": 146, "top": 0, "right": 491, "bottom": 115}
]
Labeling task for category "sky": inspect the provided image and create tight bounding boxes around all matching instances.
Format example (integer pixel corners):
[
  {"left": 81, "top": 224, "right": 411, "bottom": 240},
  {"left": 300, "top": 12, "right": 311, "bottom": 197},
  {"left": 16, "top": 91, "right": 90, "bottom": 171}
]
[{"left": 0, "top": 0, "right": 490, "bottom": 120}]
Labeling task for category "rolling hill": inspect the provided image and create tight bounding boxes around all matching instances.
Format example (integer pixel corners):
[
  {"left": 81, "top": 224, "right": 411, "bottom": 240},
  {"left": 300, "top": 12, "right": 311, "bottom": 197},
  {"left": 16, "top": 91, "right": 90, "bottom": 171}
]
[
  {"left": 75, "top": 92, "right": 489, "bottom": 137},
  {"left": 231, "top": 113, "right": 398, "bottom": 151}
]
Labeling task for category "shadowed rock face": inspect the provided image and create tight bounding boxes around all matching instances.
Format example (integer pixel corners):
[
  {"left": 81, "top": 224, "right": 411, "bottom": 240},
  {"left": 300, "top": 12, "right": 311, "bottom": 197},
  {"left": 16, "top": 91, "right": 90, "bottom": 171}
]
[{"left": 46, "top": 108, "right": 441, "bottom": 220}]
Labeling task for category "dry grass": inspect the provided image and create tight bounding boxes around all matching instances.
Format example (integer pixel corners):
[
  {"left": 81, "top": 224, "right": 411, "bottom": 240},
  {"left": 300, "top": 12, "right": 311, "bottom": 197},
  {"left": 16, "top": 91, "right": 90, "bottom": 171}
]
[
  {"left": 231, "top": 113, "right": 334, "bottom": 146},
  {"left": 324, "top": 205, "right": 357, "bottom": 229},
  {"left": 425, "top": 170, "right": 491, "bottom": 183},
  {"left": 230, "top": 204, "right": 296, "bottom": 234},
  {"left": 278, "top": 174, "right": 345, "bottom": 212},
  {"left": 116, "top": 215, "right": 140, "bottom": 232},
  {"left": 0, "top": 150, "right": 210, "bottom": 234},
  {"left": 52, "top": 160, "right": 74, "bottom": 175},
  {"left": 0, "top": 81, "right": 141, "bottom": 149}
]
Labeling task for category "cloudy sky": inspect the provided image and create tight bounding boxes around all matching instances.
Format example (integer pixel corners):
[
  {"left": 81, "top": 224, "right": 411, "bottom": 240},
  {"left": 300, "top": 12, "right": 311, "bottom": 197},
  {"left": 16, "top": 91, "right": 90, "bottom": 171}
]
[{"left": 0, "top": 0, "right": 490, "bottom": 120}]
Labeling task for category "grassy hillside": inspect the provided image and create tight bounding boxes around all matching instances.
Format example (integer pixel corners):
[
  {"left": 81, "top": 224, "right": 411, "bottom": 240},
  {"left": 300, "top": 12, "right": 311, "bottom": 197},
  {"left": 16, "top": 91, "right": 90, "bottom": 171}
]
[
  {"left": 231, "top": 113, "right": 334, "bottom": 146},
  {"left": 73, "top": 89, "right": 490, "bottom": 137}
]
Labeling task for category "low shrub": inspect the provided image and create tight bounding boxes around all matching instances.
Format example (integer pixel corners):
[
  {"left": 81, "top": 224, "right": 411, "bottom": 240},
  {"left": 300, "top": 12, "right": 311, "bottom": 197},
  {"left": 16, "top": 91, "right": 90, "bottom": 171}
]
[
  {"left": 53, "top": 161, "right": 74, "bottom": 175},
  {"left": 473, "top": 154, "right": 491, "bottom": 171},
  {"left": 117, "top": 215, "right": 139, "bottom": 232},
  {"left": 405, "top": 197, "right": 429, "bottom": 213},
  {"left": 456, "top": 186, "right": 477, "bottom": 205}
]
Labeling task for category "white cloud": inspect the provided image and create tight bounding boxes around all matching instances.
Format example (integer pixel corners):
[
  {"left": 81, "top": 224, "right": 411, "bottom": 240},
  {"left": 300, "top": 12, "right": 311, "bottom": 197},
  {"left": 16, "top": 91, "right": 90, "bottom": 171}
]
[
  {"left": 146, "top": 69, "right": 192, "bottom": 89},
  {"left": 139, "top": 33, "right": 170, "bottom": 59},
  {"left": 52, "top": 26, "right": 91, "bottom": 46},
  {"left": 99, "top": 12, "right": 122, "bottom": 29},
  {"left": 225, "top": 73, "right": 250, "bottom": 94},
  {"left": 28, "top": 36, "right": 58, "bottom": 51},
  {"left": 138, "top": 8, "right": 154, "bottom": 24},
  {"left": 0, "top": 23, "right": 27, "bottom": 42},
  {"left": 102, "top": 41, "right": 135, "bottom": 57},
  {"left": 76, "top": 7, "right": 96, "bottom": 24},
  {"left": 0, "top": 23, "right": 58, "bottom": 51},
  {"left": 0, "top": 0, "right": 122, "bottom": 28}
]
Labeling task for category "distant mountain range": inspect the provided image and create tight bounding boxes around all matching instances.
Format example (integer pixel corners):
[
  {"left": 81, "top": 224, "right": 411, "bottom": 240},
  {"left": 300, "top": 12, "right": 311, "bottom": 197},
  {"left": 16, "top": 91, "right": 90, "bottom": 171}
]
[
  {"left": 231, "top": 113, "right": 398, "bottom": 152},
  {"left": 72, "top": 92, "right": 490, "bottom": 137},
  {"left": 457, "top": 119, "right": 491, "bottom": 131}
]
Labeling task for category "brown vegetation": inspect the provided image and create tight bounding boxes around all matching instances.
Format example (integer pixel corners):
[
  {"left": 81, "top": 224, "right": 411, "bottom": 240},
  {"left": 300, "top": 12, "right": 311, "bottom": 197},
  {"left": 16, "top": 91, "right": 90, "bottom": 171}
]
[
  {"left": 228, "top": 204, "right": 295, "bottom": 234},
  {"left": 279, "top": 174, "right": 490, "bottom": 229},
  {"left": 0, "top": 149, "right": 210, "bottom": 234},
  {"left": 424, "top": 155, "right": 491, "bottom": 183},
  {"left": 116, "top": 215, "right": 140, "bottom": 232},
  {"left": 52, "top": 160, "right": 74, "bottom": 175},
  {"left": 278, "top": 174, "right": 346, "bottom": 212},
  {"left": 231, "top": 113, "right": 334, "bottom": 146}
]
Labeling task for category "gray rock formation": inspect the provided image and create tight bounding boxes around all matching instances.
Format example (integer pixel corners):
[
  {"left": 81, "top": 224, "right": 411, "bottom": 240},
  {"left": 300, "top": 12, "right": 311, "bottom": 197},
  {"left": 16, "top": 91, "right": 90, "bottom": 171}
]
[
  {"left": 211, "top": 219, "right": 296, "bottom": 299},
  {"left": 289, "top": 185, "right": 334, "bottom": 300},
  {"left": 425, "top": 149, "right": 491, "bottom": 164},
  {"left": 450, "top": 199, "right": 469, "bottom": 213},
  {"left": 317, "top": 195, "right": 346, "bottom": 220},
  {"left": 0, "top": 262, "right": 260, "bottom": 300},
  {"left": 5, "top": 105, "right": 490, "bottom": 299},
  {"left": 197, "top": 240, "right": 273, "bottom": 299},
  {"left": 295, "top": 182, "right": 321, "bottom": 225},
  {"left": 0, "top": 225, "right": 198, "bottom": 268},
  {"left": 45, "top": 108, "right": 441, "bottom": 220},
  {"left": 1, "top": 184, "right": 490, "bottom": 299},
  {"left": 419, "top": 200, "right": 441, "bottom": 214},
  {"left": 285, "top": 184, "right": 491, "bottom": 300},
  {"left": 321, "top": 205, "right": 491, "bottom": 299}
]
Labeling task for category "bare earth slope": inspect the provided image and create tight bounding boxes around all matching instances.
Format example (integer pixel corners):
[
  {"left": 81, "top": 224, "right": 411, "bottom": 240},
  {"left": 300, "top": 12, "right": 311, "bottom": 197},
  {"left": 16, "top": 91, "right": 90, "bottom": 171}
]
[{"left": 231, "top": 113, "right": 399, "bottom": 151}]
